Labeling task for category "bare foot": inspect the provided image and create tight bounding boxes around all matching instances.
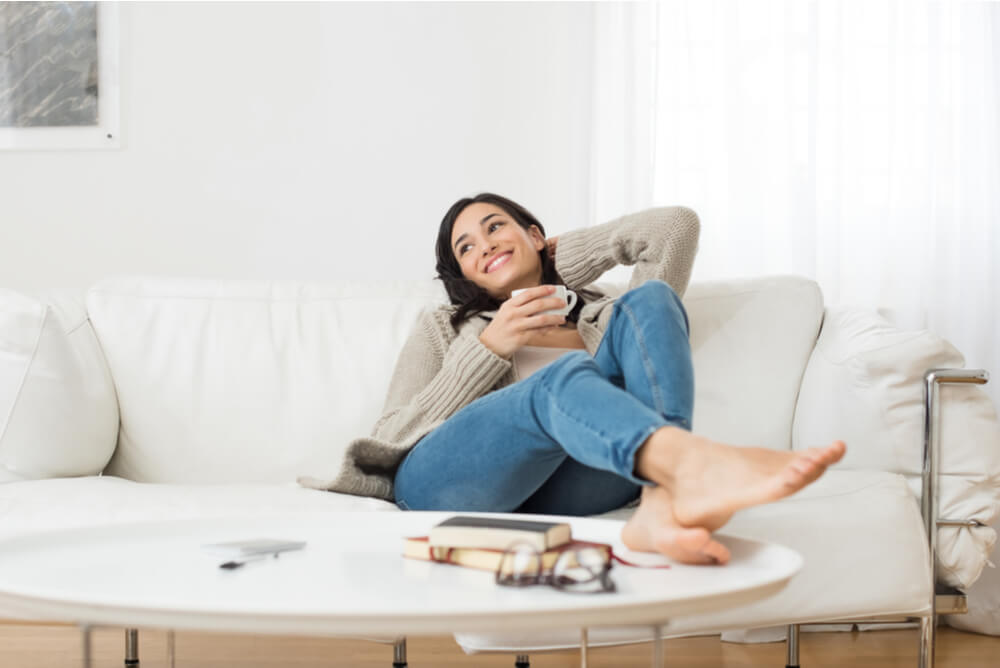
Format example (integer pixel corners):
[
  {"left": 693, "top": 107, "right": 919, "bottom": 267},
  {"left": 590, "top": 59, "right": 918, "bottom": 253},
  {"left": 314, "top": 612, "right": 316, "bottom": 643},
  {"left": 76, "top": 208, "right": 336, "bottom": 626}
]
[
  {"left": 621, "top": 486, "right": 731, "bottom": 565},
  {"left": 635, "top": 427, "right": 847, "bottom": 531}
]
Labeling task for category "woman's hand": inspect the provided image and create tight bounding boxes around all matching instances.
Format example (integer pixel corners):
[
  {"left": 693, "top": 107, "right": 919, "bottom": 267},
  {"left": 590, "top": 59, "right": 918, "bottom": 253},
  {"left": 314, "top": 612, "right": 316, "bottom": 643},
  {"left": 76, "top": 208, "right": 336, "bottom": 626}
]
[{"left": 478, "top": 285, "right": 569, "bottom": 359}]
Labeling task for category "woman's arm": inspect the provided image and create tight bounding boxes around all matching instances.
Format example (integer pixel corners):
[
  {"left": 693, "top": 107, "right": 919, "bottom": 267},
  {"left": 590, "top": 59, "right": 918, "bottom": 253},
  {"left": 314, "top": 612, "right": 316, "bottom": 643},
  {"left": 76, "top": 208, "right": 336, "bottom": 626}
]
[
  {"left": 368, "top": 308, "right": 512, "bottom": 444},
  {"left": 553, "top": 206, "right": 701, "bottom": 296}
]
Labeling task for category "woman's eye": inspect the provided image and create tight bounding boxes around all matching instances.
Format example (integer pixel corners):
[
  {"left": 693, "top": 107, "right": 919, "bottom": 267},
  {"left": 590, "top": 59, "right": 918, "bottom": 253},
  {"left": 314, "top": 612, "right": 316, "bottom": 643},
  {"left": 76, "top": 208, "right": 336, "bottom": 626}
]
[{"left": 489, "top": 221, "right": 504, "bottom": 232}]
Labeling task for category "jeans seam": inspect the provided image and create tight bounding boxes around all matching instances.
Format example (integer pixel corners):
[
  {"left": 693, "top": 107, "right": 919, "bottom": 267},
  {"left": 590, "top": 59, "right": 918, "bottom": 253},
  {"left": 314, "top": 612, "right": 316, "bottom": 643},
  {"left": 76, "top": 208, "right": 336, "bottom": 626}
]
[{"left": 618, "top": 299, "right": 668, "bottom": 417}]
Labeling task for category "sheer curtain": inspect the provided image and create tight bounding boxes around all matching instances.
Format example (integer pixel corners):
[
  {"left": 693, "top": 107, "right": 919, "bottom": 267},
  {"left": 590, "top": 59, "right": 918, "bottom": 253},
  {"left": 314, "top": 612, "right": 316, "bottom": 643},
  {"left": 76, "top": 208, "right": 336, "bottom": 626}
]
[{"left": 590, "top": 0, "right": 1000, "bottom": 404}]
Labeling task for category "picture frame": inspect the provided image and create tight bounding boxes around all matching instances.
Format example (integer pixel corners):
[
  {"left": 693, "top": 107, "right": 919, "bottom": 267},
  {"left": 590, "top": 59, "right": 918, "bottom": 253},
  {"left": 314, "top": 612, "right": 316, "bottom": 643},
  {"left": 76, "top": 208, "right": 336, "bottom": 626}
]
[{"left": 0, "top": 2, "right": 121, "bottom": 151}]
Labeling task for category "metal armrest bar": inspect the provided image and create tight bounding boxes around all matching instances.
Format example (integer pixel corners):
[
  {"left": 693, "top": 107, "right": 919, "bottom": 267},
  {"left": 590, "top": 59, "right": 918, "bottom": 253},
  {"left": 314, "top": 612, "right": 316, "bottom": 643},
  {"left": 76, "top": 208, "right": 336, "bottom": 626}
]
[
  {"left": 919, "top": 368, "right": 989, "bottom": 668},
  {"left": 937, "top": 519, "right": 985, "bottom": 527}
]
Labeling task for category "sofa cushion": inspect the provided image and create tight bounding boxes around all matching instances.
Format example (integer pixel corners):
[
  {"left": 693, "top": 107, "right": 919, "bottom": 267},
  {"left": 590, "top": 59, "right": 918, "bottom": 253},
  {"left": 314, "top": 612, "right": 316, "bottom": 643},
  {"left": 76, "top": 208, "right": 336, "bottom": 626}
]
[
  {"left": 86, "top": 278, "right": 447, "bottom": 483},
  {"left": 0, "top": 289, "right": 118, "bottom": 482},
  {"left": 683, "top": 276, "right": 824, "bottom": 450},
  {"left": 793, "top": 307, "right": 1000, "bottom": 590},
  {"left": 454, "top": 469, "right": 930, "bottom": 652}
]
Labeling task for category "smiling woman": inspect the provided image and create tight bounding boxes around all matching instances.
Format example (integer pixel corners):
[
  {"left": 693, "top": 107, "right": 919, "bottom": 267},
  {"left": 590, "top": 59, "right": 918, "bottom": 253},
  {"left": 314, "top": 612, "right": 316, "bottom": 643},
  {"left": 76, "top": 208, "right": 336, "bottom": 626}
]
[
  {"left": 302, "top": 193, "right": 847, "bottom": 566},
  {"left": 434, "top": 193, "right": 594, "bottom": 329}
]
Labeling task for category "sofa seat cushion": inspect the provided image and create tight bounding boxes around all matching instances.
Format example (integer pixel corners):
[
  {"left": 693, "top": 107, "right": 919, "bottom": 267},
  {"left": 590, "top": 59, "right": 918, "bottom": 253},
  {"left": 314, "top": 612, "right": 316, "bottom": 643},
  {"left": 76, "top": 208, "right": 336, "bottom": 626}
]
[{"left": 454, "top": 469, "right": 930, "bottom": 653}]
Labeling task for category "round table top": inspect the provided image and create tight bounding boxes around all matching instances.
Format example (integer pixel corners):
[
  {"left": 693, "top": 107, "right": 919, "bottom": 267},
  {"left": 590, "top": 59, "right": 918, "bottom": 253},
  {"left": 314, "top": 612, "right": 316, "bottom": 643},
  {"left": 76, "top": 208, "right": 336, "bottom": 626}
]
[{"left": 0, "top": 511, "right": 801, "bottom": 636}]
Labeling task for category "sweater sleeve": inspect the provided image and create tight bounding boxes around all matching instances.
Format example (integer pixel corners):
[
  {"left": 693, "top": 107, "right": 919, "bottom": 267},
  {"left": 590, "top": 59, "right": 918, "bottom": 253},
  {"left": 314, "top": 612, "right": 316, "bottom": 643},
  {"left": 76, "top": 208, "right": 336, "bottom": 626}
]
[
  {"left": 553, "top": 206, "right": 701, "bottom": 296},
  {"left": 367, "top": 308, "right": 512, "bottom": 445}
]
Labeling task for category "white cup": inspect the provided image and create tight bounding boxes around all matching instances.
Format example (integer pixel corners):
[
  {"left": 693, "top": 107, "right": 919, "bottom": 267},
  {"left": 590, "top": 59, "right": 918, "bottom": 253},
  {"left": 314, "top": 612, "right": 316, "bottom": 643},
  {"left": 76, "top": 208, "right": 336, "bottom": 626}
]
[{"left": 511, "top": 285, "right": 578, "bottom": 316}]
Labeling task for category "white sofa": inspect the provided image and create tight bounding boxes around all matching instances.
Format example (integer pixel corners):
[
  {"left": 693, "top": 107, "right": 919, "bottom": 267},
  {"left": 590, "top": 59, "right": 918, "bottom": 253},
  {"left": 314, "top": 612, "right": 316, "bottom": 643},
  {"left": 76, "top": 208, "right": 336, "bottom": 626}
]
[{"left": 1, "top": 275, "right": 999, "bottom": 666}]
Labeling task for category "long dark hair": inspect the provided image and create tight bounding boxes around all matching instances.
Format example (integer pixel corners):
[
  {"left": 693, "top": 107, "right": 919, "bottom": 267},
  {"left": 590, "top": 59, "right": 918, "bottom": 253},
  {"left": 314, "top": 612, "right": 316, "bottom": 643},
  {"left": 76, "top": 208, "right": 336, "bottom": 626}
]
[{"left": 435, "top": 193, "right": 590, "bottom": 329}]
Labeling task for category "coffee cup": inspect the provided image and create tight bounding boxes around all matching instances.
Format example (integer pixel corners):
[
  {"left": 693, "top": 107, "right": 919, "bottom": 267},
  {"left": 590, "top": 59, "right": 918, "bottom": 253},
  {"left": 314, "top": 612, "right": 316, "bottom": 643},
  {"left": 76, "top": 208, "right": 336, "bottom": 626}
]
[{"left": 511, "top": 285, "right": 578, "bottom": 316}]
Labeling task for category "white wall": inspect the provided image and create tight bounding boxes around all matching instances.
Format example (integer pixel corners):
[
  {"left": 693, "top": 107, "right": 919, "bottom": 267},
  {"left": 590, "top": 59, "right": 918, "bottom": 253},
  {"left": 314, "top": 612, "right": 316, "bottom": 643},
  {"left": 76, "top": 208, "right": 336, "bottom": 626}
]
[{"left": 0, "top": 1, "right": 595, "bottom": 292}]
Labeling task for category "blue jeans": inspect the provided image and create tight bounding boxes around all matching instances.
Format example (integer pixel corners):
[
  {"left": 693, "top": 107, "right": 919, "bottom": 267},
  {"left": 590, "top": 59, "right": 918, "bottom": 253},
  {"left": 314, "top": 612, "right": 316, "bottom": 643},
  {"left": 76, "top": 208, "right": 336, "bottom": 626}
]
[{"left": 393, "top": 280, "right": 694, "bottom": 516}]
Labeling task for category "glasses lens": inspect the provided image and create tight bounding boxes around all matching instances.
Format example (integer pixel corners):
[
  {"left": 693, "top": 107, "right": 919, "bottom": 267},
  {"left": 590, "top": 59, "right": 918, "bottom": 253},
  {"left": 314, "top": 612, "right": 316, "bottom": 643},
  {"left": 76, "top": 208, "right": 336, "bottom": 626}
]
[
  {"left": 497, "top": 543, "right": 542, "bottom": 586},
  {"left": 552, "top": 548, "right": 614, "bottom": 593}
]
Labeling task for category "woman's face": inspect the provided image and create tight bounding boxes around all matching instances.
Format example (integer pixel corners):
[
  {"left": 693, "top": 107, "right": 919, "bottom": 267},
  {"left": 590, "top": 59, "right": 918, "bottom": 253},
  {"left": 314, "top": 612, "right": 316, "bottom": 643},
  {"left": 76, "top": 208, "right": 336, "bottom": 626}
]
[{"left": 450, "top": 202, "right": 546, "bottom": 300}]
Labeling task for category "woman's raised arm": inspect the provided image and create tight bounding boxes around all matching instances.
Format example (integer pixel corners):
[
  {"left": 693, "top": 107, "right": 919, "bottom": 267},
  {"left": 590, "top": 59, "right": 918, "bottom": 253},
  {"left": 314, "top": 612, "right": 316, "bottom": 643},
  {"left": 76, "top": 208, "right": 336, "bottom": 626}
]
[{"left": 553, "top": 206, "right": 701, "bottom": 297}]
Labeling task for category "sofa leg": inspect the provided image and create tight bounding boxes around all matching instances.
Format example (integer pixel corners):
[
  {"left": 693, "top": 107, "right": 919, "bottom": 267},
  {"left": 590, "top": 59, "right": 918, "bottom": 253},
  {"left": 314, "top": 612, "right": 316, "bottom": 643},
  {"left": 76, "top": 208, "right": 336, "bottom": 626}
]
[
  {"left": 125, "top": 628, "right": 139, "bottom": 666},
  {"left": 393, "top": 637, "right": 407, "bottom": 668},
  {"left": 515, "top": 654, "right": 530, "bottom": 667},
  {"left": 919, "top": 615, "right": 935, "bottom": 668},
  {"left": 785, "top": 624, "right": 799, "bottom": 668}
]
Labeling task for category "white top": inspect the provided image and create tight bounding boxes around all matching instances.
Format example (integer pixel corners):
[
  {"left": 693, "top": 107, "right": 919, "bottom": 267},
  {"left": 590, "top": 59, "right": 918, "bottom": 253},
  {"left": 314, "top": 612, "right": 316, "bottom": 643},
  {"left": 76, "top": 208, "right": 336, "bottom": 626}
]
[
  {"left": 513, "top": 346, "right": 580, "bottom": 381},
  {"left": 0, "top": 511, "right": 802, "bottom": 637}
]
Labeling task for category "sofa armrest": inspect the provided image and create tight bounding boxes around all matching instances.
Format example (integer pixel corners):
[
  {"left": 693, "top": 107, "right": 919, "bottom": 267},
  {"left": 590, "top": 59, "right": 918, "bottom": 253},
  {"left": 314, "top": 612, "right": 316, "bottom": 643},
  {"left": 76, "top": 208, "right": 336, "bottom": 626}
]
[
  {"left": 792, "top": 307, "right": 1000, "bottom": 590},
  {"left": 0, "top": 288, "right": 118, "bottom": 481}
]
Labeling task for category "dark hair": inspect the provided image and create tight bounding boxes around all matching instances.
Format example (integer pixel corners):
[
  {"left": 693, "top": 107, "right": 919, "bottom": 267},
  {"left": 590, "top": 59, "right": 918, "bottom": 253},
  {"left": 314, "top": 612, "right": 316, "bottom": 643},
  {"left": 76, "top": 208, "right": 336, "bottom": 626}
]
[{"left": 435, "top": 193, "right": 590, "bottom": 329}]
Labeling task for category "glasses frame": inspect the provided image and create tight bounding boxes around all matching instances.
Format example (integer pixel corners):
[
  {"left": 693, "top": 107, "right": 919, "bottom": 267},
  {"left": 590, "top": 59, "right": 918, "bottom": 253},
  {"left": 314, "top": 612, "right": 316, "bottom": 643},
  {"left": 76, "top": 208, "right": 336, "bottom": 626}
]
[{"left": 494, "top": 541, "right": 617, "bottom": 594}]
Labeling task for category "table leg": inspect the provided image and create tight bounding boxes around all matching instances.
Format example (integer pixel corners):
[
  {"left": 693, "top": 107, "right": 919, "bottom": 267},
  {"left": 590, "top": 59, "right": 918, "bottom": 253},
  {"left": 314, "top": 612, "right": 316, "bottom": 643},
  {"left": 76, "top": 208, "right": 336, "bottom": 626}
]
[
  {"left": 168, "top": 629, "right": 176, "bottom": 668},
  {"left": 651, "top": 625, "right": 664, "bottom": 667},
  {"left": 80, "top": 624, "right": 92, "bottom": 668},
  {"left": 579, "top": 628, "right": 588, "bottom": 668}
]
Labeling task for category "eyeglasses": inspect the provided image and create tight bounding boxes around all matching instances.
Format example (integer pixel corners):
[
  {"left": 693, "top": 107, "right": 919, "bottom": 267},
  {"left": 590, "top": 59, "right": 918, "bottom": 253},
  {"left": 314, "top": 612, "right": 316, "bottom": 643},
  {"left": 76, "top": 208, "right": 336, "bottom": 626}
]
[{"left": 495, "top": 541, "right": 617, "bottom": 594}]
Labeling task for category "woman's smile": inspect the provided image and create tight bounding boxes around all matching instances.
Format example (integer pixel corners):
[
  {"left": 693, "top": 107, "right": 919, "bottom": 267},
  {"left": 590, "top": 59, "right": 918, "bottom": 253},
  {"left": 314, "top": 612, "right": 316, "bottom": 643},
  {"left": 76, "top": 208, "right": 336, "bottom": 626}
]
[{"left": 484, "top": 251, "right": 513, "bottom": 273}]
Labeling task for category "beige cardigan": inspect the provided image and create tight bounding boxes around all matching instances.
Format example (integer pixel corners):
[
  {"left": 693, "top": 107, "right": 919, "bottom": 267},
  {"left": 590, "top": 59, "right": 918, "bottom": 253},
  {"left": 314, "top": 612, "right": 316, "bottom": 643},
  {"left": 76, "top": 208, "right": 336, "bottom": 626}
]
[{"left": 298, "top": 206, "right": 701, "bottom": 501}]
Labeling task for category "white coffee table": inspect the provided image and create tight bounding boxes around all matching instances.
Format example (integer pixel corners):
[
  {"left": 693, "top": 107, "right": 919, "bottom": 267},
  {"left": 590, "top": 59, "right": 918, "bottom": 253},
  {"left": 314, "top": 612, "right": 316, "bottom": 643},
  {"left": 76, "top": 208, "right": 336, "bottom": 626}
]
[{"left": 0, "top": 511, "right": 802, "bottom": 667}]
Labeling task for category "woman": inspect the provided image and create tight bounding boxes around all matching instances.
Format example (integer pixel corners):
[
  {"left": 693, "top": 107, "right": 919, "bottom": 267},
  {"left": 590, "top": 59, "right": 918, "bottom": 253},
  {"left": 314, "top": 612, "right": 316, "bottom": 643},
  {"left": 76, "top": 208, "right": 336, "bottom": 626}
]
[{"left": 301, "top": 193, "right": 845, "bottom": 565}]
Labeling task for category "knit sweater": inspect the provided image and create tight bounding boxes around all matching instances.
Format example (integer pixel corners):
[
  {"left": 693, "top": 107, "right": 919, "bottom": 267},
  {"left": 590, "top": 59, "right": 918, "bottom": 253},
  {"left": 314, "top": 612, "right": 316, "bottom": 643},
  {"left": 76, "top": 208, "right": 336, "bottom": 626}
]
[{"left": 297, "top": 206, "right": 701, "bottom": 502}]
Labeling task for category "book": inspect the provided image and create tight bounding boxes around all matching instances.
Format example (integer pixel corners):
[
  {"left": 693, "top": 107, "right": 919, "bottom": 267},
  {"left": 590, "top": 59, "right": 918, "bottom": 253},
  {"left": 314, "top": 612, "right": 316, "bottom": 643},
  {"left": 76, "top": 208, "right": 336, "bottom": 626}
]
[
  {"left": 428, "top": 516, "right": 572, "bottom": 552},
  {"left": 403, "top": 536, "right": 611, "bottom": 575}
]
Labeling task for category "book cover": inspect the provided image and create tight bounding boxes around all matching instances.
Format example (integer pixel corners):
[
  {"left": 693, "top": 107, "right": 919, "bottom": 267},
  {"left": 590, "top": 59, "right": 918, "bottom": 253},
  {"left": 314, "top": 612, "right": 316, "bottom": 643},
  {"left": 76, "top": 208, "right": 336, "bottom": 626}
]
[
  {"left": 403, "top": 536, "right": 611, "bottom": 575},
  {"left": 428, "top": 515, "right": 572, "bottom": 551}
]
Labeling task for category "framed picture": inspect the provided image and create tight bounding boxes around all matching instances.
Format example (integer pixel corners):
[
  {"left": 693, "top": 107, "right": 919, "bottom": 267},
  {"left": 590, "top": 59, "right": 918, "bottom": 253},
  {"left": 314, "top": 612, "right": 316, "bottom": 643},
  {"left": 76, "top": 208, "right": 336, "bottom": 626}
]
[{"left": 0, "top": 1, "right": 120, "bottom": 150}]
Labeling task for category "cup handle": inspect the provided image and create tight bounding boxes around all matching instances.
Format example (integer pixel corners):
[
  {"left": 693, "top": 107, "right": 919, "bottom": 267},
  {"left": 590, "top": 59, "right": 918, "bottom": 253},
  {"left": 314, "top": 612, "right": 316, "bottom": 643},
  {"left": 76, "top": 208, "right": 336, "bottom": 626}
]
[{"left": 565, "top": 290, "right": 578, "bottom": 312}]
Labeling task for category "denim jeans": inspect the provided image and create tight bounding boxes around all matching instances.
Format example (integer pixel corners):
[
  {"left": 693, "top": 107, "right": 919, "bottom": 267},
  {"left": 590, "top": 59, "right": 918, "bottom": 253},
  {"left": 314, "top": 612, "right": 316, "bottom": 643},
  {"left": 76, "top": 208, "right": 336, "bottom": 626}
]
[{"left": 393, "top": 279, "right": 694, "bottom": 516}]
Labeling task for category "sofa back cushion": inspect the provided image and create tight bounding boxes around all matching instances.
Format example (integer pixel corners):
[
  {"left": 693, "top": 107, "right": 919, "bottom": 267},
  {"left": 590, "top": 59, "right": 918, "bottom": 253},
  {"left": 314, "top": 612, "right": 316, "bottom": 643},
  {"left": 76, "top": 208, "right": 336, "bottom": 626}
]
[
  {"left": 86, "top": 278, "right": 447, "bottom": 483},
  {"left": 86, "top": 275, "right": 823, "bottom": 484},
  {"left": 682, "top": 275, "right": 824, "bottom": 449},
  {"left": 0, "top": 289, "right": 119, "bottom": 482}
]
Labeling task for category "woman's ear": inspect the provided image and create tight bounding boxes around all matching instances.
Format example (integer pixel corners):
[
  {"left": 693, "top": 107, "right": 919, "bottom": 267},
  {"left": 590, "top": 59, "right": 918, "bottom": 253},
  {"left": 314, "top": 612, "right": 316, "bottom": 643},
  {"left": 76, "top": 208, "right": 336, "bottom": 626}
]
[{"left": 528, "top": 225, "right": 546, "bottom": 251}]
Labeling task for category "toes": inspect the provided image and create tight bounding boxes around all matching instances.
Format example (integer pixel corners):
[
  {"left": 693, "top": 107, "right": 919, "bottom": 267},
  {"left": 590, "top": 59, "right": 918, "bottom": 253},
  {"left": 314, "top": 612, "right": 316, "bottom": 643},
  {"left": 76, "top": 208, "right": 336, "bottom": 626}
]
[{"left": 701, "top": 539, "right": 731, "bottom": 565}]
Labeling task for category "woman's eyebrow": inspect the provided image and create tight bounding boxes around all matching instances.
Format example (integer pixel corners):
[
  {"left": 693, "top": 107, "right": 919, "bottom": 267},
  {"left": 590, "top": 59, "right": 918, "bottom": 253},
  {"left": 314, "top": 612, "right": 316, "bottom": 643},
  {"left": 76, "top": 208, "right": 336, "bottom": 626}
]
[{"left": 453, "top": 213, "right": 503, "bottom": 251}]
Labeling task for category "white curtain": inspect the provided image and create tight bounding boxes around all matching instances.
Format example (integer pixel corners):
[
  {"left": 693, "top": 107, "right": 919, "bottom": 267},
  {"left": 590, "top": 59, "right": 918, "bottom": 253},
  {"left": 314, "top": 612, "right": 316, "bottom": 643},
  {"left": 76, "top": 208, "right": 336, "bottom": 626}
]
[{"left": 590, "top": 0, "right": 1000, "bottom": 405}]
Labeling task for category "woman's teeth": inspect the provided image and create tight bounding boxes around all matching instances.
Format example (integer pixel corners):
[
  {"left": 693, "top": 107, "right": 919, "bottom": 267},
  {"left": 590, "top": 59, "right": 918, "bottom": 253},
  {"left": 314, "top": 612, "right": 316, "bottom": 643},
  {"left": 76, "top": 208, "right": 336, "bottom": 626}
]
[{"left": 486, "top": 252, "right": 512, "bottom": 273}]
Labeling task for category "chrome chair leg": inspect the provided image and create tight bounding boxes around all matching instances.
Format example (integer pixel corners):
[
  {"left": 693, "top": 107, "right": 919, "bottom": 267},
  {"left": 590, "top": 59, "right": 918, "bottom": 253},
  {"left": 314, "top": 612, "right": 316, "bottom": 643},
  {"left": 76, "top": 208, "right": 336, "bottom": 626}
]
[
  {"left": 81, "top": 625, "right": 93, "bottom": 668},
  {"left": 515, "top": 654, "right": 530, "bottom": 667},
  {"left": 393, "top": 637, "right": 407, "bottom": 668},
  {"left": 786, "top": 624, "right": 800, "bottom": 668},
  {"left": 125, "top": 628, "right": 139, "bottom": 666}
]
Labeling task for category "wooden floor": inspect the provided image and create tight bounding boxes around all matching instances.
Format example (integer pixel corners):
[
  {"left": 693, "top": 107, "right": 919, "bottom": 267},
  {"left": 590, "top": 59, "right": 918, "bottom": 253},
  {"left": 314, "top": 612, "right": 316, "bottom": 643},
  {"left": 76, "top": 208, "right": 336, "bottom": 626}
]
[{"left": 1, "top": 622, "right": 999, "bottom": 667}]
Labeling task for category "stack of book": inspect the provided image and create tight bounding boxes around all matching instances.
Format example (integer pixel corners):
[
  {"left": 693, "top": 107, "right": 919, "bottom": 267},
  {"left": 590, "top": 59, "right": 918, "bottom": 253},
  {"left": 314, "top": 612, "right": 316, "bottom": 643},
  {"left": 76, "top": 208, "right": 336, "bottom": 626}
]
[{"left": 403, "top": 516, "right": 611, "bottom": 574}]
